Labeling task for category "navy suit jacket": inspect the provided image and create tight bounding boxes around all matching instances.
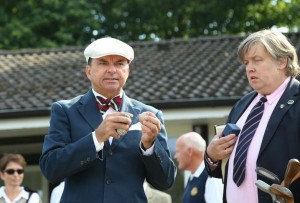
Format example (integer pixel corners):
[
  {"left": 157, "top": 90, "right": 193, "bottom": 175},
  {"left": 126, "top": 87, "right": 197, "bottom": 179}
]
[
  {"left": 182, "top": 170, "right": 208, "bottom": 203},
  {"left": 206, "top": 78, "right": 300, "bottom": 203},
  {"left": 40, "top": 89, "right": 176, "bottom": 203}
]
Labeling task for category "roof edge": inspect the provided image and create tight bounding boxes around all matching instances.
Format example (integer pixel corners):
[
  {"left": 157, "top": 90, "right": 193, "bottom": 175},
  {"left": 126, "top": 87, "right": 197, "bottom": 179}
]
[
  {"left": 0, "top": 109, "right": 50, "bottom": 119},
  {"left": 144, "top": 97, "right": 241, "bottom": 109},
  {"left": 0, "top": 97, "right": 241, "bottom": 118}
]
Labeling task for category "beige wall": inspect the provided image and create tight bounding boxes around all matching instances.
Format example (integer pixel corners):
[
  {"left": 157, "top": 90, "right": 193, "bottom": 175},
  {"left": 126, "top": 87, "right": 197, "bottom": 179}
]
[{"left": 163, "top": 106, "right": 230, "bottom": 141}]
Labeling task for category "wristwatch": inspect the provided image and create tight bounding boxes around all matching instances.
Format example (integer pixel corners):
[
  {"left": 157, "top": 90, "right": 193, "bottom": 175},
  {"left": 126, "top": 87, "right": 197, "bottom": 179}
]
[{"left": 205, "top": 151, "right": 218, "bottom": 164}]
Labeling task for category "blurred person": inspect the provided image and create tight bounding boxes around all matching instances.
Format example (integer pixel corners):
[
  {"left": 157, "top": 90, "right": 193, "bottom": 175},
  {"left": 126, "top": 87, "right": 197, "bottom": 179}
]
[
  {"left": 0, "top": 153, "right": 42, "bottom": 203},
  {"left": 205, "top": 29, "right": 300, "bottom": 202},
  {"left": 49, "top": 181, "right": 64, "bottom": 203},
  {"left": 39, "top": 37, "right": 176, "bottom": 203},
  {"left": 144, "top": 181, "right": 172, "bottom": 203},
  {"left": 174, "top": 132, "right": 223, "bottom": 203}
]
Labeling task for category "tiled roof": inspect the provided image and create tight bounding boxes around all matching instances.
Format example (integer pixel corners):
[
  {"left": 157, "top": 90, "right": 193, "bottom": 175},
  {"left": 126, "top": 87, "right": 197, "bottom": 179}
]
[{"left": 1, "top": 33, "right": 300, "bottom": 115}]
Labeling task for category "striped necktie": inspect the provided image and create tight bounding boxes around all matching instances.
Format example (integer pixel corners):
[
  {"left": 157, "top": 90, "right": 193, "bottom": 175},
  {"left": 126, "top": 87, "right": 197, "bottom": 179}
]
[
  {"left": 233, "top": 97, "right": 267, "bottom": 186},
  {"left": 96, "top": 95, "right": 122, "bottom": 114}
]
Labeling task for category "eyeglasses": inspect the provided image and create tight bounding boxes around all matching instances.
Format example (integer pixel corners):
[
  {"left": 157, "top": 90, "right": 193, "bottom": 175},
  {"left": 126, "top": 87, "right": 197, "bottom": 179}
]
[{"left": 4, "top": 169, "right": 24, "bottom": 175}]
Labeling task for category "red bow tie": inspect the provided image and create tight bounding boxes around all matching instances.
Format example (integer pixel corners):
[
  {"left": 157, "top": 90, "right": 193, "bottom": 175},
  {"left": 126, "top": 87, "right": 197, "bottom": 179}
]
[{"left": 96, "top": 95, "right": 122, "bottom": 113}]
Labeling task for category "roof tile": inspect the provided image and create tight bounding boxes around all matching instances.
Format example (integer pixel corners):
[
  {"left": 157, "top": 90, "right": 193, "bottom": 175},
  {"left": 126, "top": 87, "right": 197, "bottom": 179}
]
[{"left": 0, "top": 33, "right": 300, "bottom": 112}]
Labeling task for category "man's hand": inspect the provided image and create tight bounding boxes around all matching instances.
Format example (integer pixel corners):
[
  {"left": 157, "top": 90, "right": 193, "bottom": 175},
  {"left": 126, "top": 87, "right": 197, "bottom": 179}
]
[
  {"left": 206, "top": 133, "right": 238, "bottom": 162},
  {"left": 95, "top": 112, "right": 133, "bottom": 142},
  {"left": 139, "top": 112, "right": 161, "bottom": 149}
]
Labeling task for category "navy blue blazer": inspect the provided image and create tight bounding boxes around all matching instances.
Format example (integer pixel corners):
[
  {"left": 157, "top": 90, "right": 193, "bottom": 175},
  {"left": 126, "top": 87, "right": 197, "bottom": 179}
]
[
  {"left": 40, "top": 89, "right": 176, "bottom": 203},
  {"left": 206, "top": 78, "right": 300, "bottom": 203},
  {"left": 183, "top": 170, "right": 208, "bottom": 203}
]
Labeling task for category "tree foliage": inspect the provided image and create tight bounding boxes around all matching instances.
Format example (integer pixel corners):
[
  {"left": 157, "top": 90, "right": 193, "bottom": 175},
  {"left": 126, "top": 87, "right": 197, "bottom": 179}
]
[{"left": 0, "top": 0, "right": 299, "bottom": 50}]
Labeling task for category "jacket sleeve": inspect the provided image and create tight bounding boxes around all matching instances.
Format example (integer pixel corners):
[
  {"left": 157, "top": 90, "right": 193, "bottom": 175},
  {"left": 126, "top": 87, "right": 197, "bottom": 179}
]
[{"left": 141, "top": 110, "right": 177, "bottom": 190}]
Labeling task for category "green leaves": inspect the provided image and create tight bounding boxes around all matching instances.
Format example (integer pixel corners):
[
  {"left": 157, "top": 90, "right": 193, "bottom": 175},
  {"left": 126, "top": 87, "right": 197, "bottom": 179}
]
[{"left": 0, "top": 0, "right": 299, "bottom": 50}]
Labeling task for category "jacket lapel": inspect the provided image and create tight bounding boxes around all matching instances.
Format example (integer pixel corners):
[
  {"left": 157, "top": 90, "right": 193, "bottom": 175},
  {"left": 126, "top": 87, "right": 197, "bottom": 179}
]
[
  {"left": 259, "top": 78, "right": 300, "bottom": 156},
  {"left": 77, "top": 89, "right": 103, "bottom": 130},
  {"left": 231, "top": 92, "right": 257, "bottom": 123}
]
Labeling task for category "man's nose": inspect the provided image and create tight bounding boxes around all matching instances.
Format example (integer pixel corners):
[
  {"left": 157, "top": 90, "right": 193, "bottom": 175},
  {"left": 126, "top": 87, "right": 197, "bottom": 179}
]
[{"left": 107, "top": 63, "right": 117, "bottom": 72}]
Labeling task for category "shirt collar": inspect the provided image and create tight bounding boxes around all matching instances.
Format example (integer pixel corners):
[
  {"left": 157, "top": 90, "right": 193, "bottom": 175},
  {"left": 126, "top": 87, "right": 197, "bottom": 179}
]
[
  {"left": 92, "top": 89, "right": 123, "bottom": 100},
  {"left": 259, "top": 77, "right": 290, "bottom": 105},
  {"left": 190, "top": 161, "right": 205, "bottom": 180},
  {"left": 0, "top": 186, "right": 29, "bottom": 201},
  {"left": 0, "top": 187, "right": 5, "bottom": 198}
]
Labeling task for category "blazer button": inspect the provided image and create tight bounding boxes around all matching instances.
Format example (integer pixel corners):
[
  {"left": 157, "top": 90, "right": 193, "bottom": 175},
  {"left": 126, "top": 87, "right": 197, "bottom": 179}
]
[
  {"left": 109, "top": 150, "right": 113, "bottom": 156},
  {"left": 106, "top": 179, "right": 112, "bottom": 184}
]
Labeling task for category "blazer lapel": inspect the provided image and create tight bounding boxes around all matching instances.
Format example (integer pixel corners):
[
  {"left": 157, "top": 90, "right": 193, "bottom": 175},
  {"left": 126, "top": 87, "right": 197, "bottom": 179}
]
[
  {"left": 259, "top": 78, "right": 300, "bottom": 156},
  {"left": 77, "top": 89, "right": 103, "bottom": 130},
  {"left": 231, "top": 92, "right": 257, "bottom": 123},
  {"left": 121, "top": 94, "right": 140, "bottom": 125}
]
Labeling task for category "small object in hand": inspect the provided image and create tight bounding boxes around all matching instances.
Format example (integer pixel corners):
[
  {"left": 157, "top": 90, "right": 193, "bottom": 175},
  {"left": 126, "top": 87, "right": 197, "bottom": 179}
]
[
  {"left": 138, "top": 112, "right": 147, "bottom": 123},
  {"left": 116, "top": 113, "right": 131, "bottom": 136},
  {"left": 222, "top": 123, "right": 241, "bottom": 137}
]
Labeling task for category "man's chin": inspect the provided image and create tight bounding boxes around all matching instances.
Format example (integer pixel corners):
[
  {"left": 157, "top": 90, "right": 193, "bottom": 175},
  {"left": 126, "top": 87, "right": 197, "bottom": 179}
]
[{"left": 105, "top": 87, "right": 121, "bottom": 94}]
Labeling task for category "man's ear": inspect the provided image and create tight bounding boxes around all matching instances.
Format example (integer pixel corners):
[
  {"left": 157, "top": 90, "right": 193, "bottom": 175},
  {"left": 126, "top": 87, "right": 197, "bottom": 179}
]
[
  {"left": 85, "top": 65, "right": 91, "bottom": 80},
  {"left": 278, "top": 57, "right": 288, "bottom": 70},
  {"left": 187, "top": 147, "right": 193, "bottom": 156}
]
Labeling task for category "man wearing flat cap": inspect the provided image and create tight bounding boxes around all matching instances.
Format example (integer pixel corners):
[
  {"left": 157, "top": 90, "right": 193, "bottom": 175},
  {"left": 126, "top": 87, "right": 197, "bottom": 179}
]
[{"left": 40, "top": 37, "right": 176, "bottom": 203}]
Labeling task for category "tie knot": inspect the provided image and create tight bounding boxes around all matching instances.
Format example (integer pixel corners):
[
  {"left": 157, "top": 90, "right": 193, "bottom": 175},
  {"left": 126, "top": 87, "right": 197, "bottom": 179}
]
[
  {"left": 260, "top": 97, "right": 267, "bottom": 103},
  {"left": 96, "top": 95, "right": 122, "bottom": 113}
]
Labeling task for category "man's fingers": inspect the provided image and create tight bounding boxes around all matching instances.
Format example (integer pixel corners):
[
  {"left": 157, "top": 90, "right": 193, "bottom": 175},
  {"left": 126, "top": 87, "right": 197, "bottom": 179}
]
[{"left": 207, "top": 134, "right": 237, "bottom": 160}]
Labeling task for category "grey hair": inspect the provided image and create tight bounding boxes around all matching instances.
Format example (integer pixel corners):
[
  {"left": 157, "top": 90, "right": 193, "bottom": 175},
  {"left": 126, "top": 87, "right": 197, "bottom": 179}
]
[
  {"left": 183, "top": 132, "right": 206, "bottom": 152},
  {"left": 237, "top": 29, "right": 300, "bottom": 77}
]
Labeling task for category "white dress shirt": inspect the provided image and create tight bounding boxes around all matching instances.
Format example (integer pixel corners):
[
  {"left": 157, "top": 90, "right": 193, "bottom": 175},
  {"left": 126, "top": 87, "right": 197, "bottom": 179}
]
[{"left": 50, "top": 181, "right": 65, "bottom": 203}]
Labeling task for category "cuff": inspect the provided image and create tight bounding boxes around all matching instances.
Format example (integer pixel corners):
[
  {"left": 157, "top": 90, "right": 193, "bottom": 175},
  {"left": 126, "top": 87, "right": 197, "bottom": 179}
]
[
  {"left": 92, "top": 131, "right": 104, "bottom": 152},
  {"left": 140, "top": 141, "right": 154, "bottom": 156}
]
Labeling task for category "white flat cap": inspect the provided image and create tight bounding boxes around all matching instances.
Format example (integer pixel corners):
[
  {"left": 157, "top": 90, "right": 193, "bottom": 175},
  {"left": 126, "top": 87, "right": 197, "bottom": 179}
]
[{"left": 84, "top": 37, "right": 134, "bottom": 64}]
